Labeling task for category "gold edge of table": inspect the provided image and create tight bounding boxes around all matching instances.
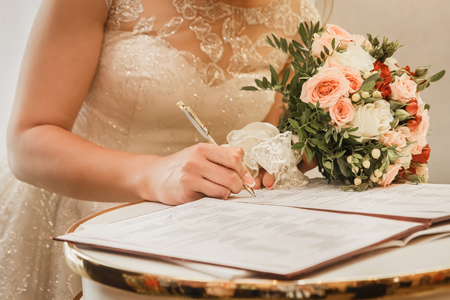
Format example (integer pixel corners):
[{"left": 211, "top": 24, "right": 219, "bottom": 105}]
[{"left": 64, "top": 202, "right": 450, "bottom": 299}]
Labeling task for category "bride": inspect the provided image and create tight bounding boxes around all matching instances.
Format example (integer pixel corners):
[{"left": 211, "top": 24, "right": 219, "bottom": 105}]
[{"left": 0, "top": 0, "right": 319, "bottom": 299}]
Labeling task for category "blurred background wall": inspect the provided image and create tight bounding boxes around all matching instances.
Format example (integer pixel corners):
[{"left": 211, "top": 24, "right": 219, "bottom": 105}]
[{"left": 0, "top": 0, "right": 449, "bottom": 183}]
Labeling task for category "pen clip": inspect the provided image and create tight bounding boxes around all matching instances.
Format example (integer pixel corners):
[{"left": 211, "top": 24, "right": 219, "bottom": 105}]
[{"left": 177, "top": 101, "right": 215, "bottom": 143}]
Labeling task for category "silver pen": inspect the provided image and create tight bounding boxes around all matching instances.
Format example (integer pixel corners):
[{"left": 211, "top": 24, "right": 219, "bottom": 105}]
[{"left": 177, "top": 101, "right": 256, "bottom": 197}]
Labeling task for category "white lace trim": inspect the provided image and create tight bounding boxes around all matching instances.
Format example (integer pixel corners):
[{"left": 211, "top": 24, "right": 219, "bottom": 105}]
[{"left": 226, "top": 122, "right": 308, "bottom": 189}]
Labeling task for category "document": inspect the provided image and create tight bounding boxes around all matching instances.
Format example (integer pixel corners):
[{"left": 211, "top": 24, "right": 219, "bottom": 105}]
[
  {"left": 239, "top": 179, "right": 450, "bottom": 224},
  {"left": 56, "top": 199, "right": 424, "bottom": 277}
]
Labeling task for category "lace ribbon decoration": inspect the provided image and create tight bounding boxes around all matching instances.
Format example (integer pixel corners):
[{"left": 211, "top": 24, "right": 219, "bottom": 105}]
[{"left": 226, "top": 122, "right": 308, "bottom": 189}]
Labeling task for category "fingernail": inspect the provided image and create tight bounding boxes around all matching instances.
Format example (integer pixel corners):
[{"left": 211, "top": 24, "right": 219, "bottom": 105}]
[
  {"left": 243, "top": 173, "right": 256, "bottom": 188},
  {"left": 265, "top": 185, "right": 274, "bottom": 190}
]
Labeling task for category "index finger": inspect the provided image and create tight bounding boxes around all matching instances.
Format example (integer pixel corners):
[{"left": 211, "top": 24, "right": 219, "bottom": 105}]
[{"left": 204, "top": 146, "right": 255, "bottom": 187}]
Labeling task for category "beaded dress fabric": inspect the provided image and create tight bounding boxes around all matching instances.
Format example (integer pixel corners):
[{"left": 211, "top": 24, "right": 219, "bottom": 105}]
[{"left": 0, "top": 0, "right": 319, "bottom": 299}]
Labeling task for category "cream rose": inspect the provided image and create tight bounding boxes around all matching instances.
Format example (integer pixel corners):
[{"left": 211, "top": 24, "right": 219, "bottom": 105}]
[
  {"left": 330, "top": 97, "right": 355, "bottom": 129},
  {"left": 390, "top": 73, "right": 417, "bottom": 103},
  {"left": 351, "top": 100, "right": 393, "bottom": 142},
  {"left": 379, "top": 164, "right": 402, "bottom": 187},
  {"left": 300, "top": 68, "right": 350, "bottom": 108},
  {"left": 325, "top": 24, "right": 355, "bottom": 49},
  {"left": 312, "top": 32, "right": 334, "bottom": 58},
  {"left": 332, "top": 44, "right": 376, "bottom": 73},
  {"left": 340, "top": 66, "right": 364, "bottom": 93},
  {"left": 379, "top": 130, "right": 407, "bottom": 150}
]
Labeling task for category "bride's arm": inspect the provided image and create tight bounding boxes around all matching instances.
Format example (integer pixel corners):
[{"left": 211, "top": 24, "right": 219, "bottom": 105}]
[{"left": 7, "top": 0, "right": 254, "bottom": 205}]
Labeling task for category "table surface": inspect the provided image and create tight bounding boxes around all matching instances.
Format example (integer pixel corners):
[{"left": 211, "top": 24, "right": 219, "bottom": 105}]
[{"left": 64, "top": 201, "right": 450, "bottom": 299}]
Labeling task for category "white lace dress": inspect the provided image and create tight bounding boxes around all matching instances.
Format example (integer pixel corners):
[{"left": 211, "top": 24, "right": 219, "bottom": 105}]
[{"left": 0, "top": 1, "right": 319, "bottom": 299}]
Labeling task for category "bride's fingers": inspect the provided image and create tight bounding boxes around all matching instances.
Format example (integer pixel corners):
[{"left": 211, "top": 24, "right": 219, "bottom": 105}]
[
  {"left": 194, "top": 178, "right": 232, "bottom": 200},
  {"left": 253, "top": 172, "right": 264, "bottom": 189},
  {"left": 202, "top": 145, "right": 255, "bottom": 187},
  {"left": 201, "top": 161, "right": 244, "bottom": 194},
  {"left": 262, "top": 171, "right": 275, "bottom": 189}
]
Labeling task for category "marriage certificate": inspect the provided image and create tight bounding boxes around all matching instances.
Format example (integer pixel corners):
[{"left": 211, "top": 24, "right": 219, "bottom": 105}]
[{"left": 56, "top": 198, "right": 423, "bottom": 277}]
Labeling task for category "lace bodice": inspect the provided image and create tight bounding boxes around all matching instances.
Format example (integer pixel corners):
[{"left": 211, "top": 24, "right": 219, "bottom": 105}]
[{"left": 73, "top": 0, "right": 320, "bottom": 156}]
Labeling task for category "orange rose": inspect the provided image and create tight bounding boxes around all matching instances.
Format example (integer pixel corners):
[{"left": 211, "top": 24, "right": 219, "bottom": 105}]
[
  {"left": 300, "top": 68, "right": 350, "bottom": 108},
  {"left": 340, "top": 66, "right": 363, "bottom": 93},
  {"left": 330, "top": 97, "right": 355, "bottom": 128}
]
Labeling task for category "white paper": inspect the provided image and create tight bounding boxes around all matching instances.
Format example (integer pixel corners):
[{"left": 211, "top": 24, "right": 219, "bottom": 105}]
[
  {"left": 239, "top": 179, "right": 450, "bottom": 222},
  {"left": 57, "top": 199, "right": 423, "bottom": 276}
]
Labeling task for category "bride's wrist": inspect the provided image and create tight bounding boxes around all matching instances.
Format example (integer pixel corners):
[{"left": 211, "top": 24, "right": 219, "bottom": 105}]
[{"left": 127, "top": 154, "right": 162, "bottom": 202}]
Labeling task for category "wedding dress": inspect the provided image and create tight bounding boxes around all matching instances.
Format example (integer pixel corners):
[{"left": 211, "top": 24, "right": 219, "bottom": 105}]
[{"left": 0, "top": 0, "right": 319, "bottom": 299}]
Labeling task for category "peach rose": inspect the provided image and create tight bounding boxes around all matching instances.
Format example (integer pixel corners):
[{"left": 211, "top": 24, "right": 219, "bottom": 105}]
[
  {"left": 330, "top": 97, "right": 354, "bottom": 128},
  {"left": 390, "top": 73, "right": 417, "bottom": 103},
  {"left": 379, "top": 130, "right": 407, "bottom": 150},
  {"left": 340, "top": 66, "right": 364, "bottom": 93},
  {"left": 325, "top": 24, "right": 355, "bottom": 49},
  {"left": 300, "top": 68, "right": 350, "bottom": 108},
  {"left": 379, "top": 164, "right": 402, "bottom": 187},
  {"left": 312, "top": 32, "right": 334, "bottom": 58}
]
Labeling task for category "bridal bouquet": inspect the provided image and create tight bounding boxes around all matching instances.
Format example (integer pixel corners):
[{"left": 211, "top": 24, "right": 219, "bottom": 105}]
[{"left": 242, "top": 22, "right": 445, "bottom": 191}]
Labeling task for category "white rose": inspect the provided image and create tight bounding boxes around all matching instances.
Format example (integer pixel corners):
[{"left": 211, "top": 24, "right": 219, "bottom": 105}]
[
  {"left": 384, "top": 57, "right": 400, "bottom": 72},
  {"left": 332, "top": 44, "right": 376, "bottom": 73},
  {"left": 351, "top": 100, "right": 394, "bottom": 142}
]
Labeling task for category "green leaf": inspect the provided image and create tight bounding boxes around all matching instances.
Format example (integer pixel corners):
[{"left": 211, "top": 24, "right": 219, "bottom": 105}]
[
  {"left": 272, "top": 34, "right": 281, "bottom": 48},
  {"left": 270, "top": 65, "right": 279, "bottom": 85},
  {"left": 299, "top": 24, "right": 308, "bottom": 45},
  {"left": 281, "top": 38, "right": 288, "bottom": 52},
  {"left": 305, "top": 146, "right": 314, "bottom": 163},
  {"left": 292, "top": 142, "right": 305, "bottom": 149},
  {"left": 429, "top": 70, "right": 445, "bottom": 82},
  {"left": 324, "top": 128, "right": 332, "bottom": 143},
  {"left": 305, "top": 126, "right": 317, "bottom": 134},
  {"left": 241, "top": 86, "right": 259, "bottom": 91},
  {"left": 337, "top": 157, "right": 351, "bottom": 177},
  {"left": 334, "top": 150, "right": 346, "bottom": 159},
  {"left": 262, "top": 77, "right": 269, "bottom": 89},
  {"left": 289, "top": 73, "right": 301, "bottom": 92},
  {"left": 288, "top": 118, "right": 300, "bottom": 129},
  {"left": 331, "top": 38, "right": 336, "bottom": 49},
  {"left": 255, "top": 79, "right": 264, "bottom": 89},
  {"left": 360, "top": 72, "right": 380, "bottom": 91},
  {"left": 324, "top": 46, "right": 330, "bottom": 56},
  {"left": 266, "top": 36, "right": 275, "bottom": 48},
  {"left": 281, "top": 68, "right": 290, "bottom": 86},
  {"left": 324, "top": 161, "right": 332, "bottom": 169},
  {"left": 424, "top": 104, "right": 431, "bottom": 110}
]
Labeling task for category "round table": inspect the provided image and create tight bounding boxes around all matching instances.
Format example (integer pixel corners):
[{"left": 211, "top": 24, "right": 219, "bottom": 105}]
[{"left": 64, "top": 201, "right": 450, "bottom": 300}]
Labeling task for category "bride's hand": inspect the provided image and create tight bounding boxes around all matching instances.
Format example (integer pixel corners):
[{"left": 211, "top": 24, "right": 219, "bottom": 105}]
[{"left": 147, "top": 143, "right": 255, "bottom": 205}]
